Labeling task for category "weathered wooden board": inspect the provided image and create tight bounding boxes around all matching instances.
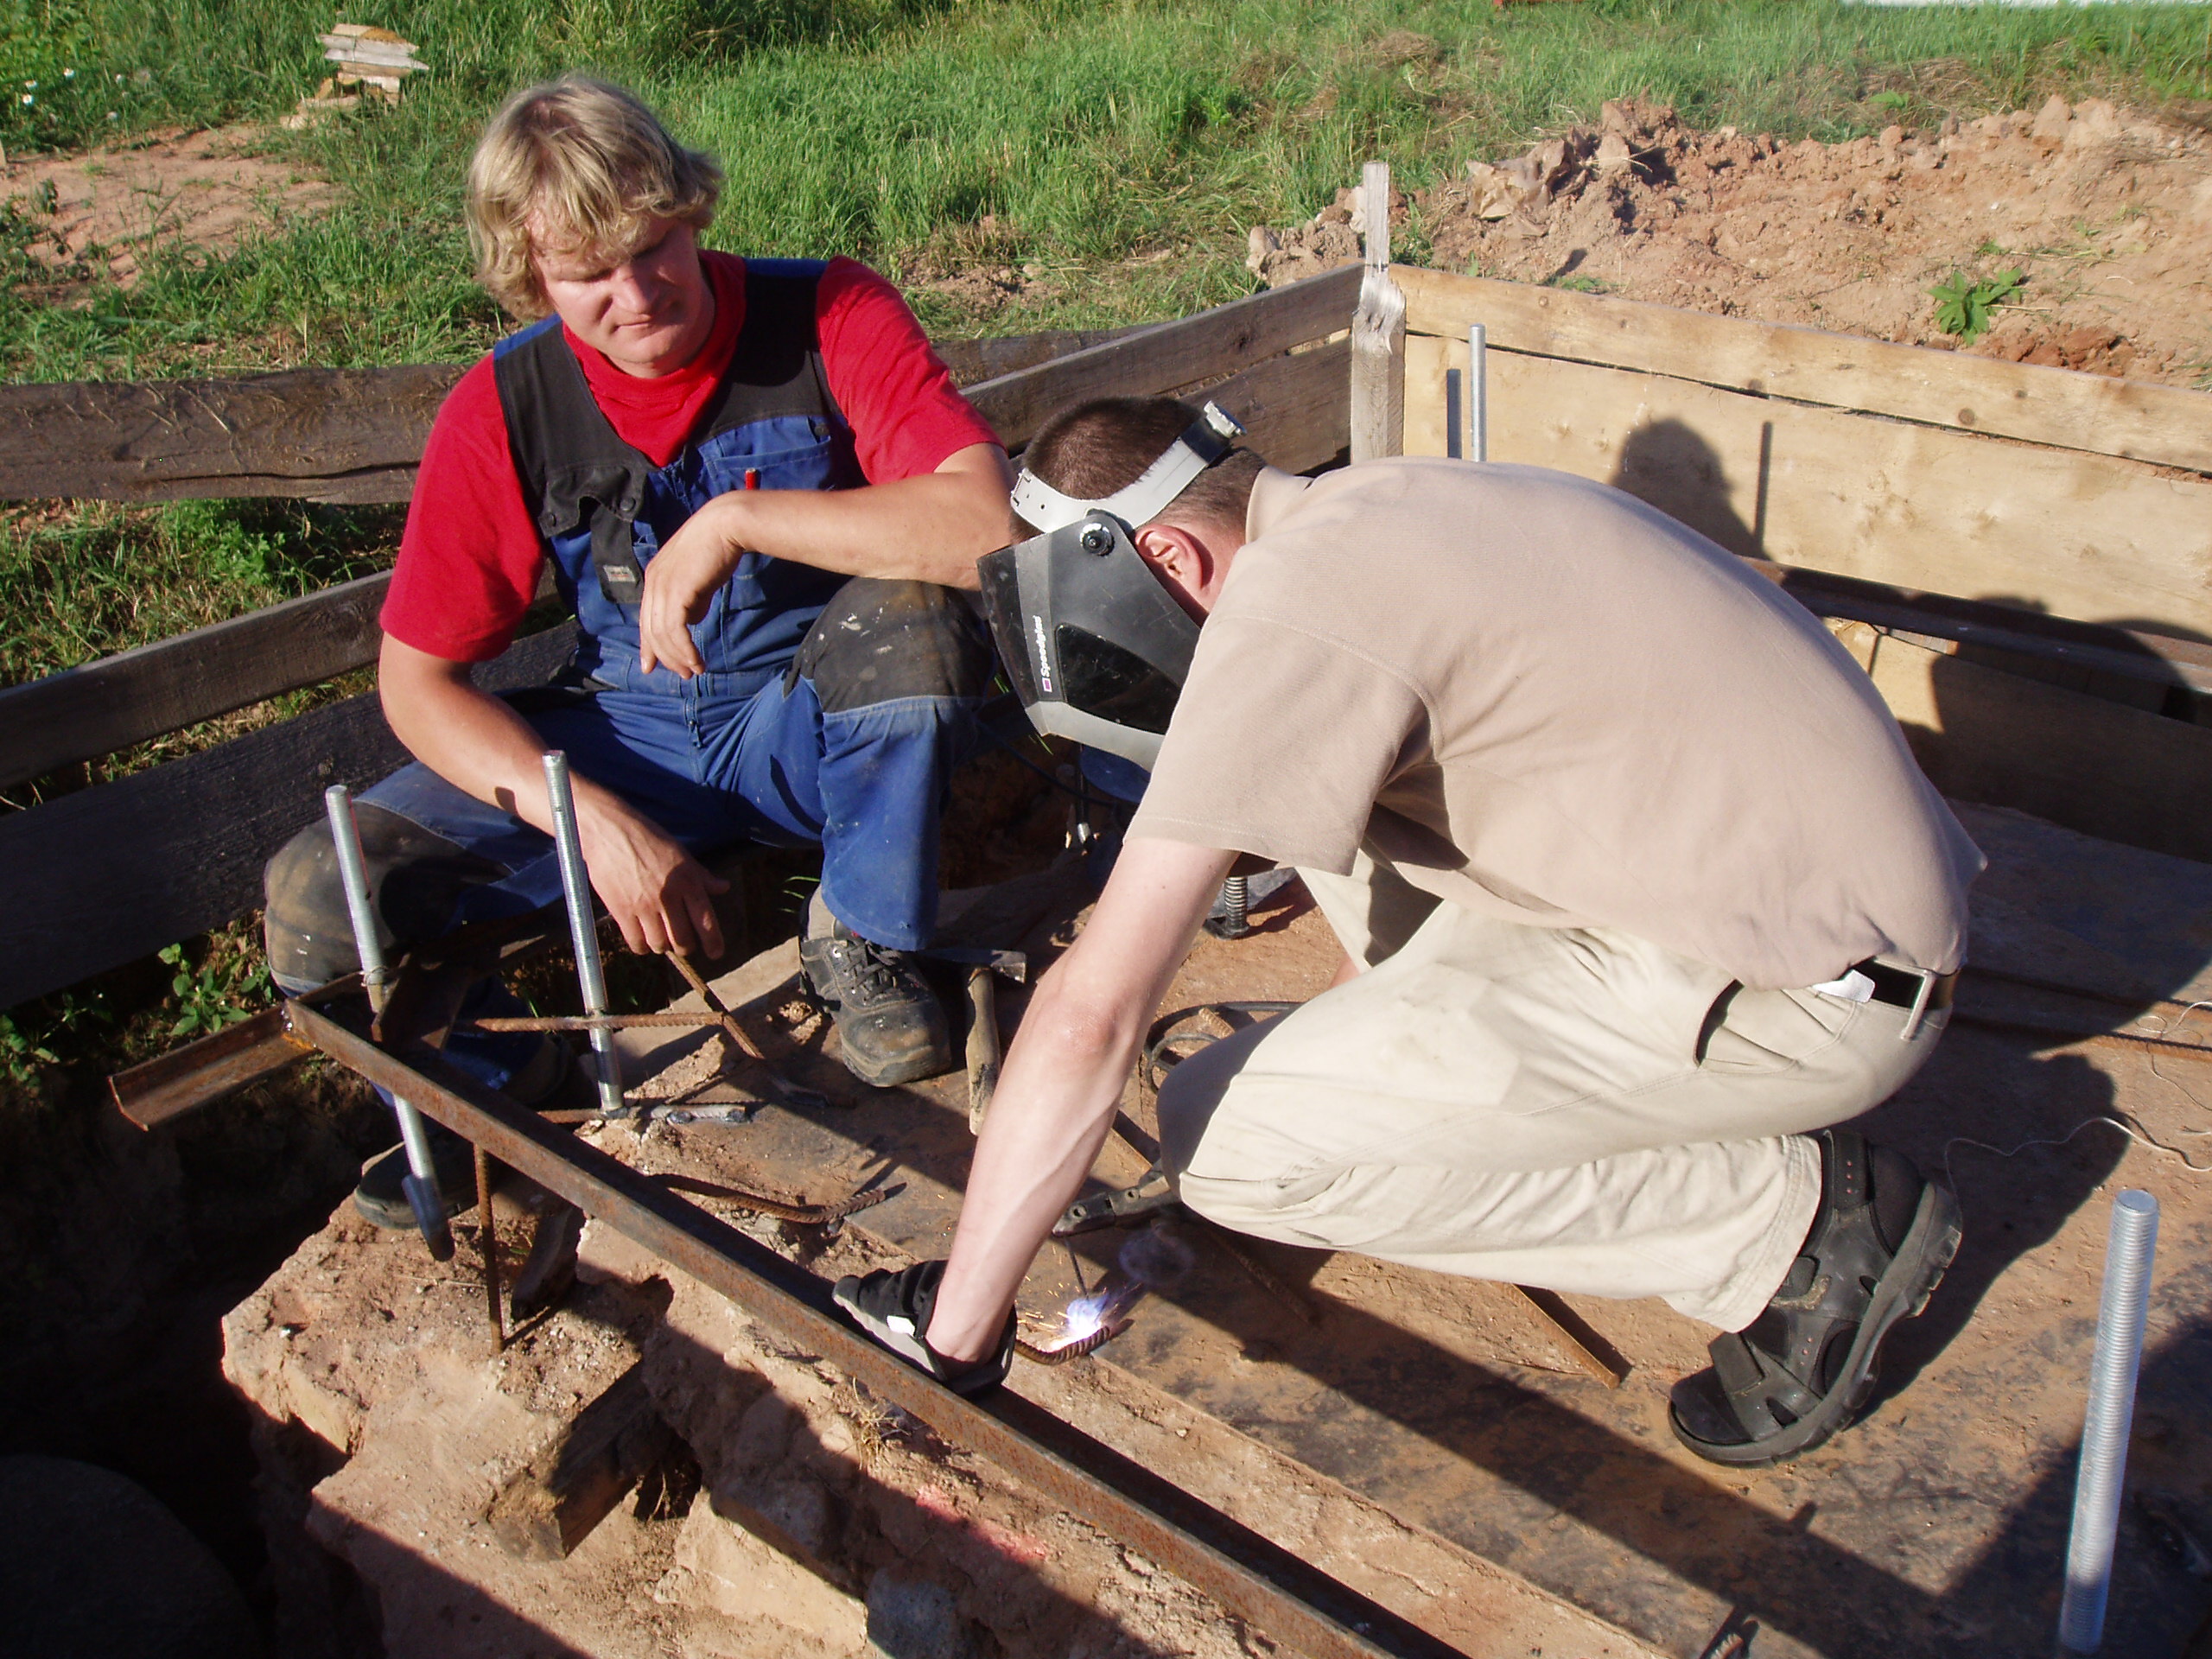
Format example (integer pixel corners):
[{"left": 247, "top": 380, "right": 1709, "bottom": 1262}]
[
  {"left": 0, "top": 312, "right": 1317, "bottom": 507},
  {"left": 1398, "top": 266, "right": 2212, "bottom": 477},
  {"left": 0, "top": 570, "right": 392, "bottom": 791},
  {"left": 1859, "top": 627, "right": 2212, "bottom": 864},
  {"left": 1403, "top": 334, "right": 2212, "bottom": 639},
  {"left": 0, "top": 623, "right": 576, "bottom": 1011},
  {"left": 966, "top": 265, "right": 1358, "bottom": 451},
  {"left": 932, "top": 324, "right": 1148, "bottom": 389},
  {"left": 1200, "top": 336, "right": 1351, "bottom": 477},
  {"left": 0, "top": 365, "right": 465, "bottom": 505}
]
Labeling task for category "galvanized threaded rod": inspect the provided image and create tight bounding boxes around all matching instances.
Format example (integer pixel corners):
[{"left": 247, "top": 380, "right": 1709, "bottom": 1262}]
[
  {"left": 542, "top": 752, "right": 626, "bottom": 1118},
  {"left": 2057, "top": 1188, "right": 2160, "bottom": 1656},
  {"left": 323, "top": 785, "right": 454, "bottom": 1262},
  {"left": 1468, "top": 322, "right": 1488, "bottom": 464}
]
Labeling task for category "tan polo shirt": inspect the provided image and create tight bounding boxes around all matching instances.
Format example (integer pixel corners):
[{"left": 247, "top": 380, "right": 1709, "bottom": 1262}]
[{"left": 1128, "top": 459, "right": 1981, "bottom": 990}]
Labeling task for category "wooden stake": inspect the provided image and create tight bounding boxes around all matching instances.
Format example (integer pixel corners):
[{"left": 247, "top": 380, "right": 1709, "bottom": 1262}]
[{"left": 1349, "top": 160, "right": 1406, "bottom": 464}]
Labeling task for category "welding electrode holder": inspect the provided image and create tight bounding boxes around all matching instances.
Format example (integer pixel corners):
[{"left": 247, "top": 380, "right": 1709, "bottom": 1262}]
[{"left": 322, "top": 785, "right": 455, "bottom": 1262}]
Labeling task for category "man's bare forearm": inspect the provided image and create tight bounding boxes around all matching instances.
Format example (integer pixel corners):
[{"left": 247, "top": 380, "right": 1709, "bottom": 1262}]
[
  {"left": 690, "top": 443, "right": 1012, "bottom": 590},
  {"left": 925, "top": 838, "right": 1234, "bottom": 1363}
]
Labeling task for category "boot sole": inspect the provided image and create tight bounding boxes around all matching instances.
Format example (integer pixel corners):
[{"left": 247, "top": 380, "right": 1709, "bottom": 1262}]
[{"left": 1672, "top": 1179, "right": 1963, "bottom": 1469}]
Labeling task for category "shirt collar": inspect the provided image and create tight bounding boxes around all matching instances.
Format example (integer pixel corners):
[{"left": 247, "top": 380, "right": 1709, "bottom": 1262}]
[{"left": 1245, "top": 465, "right": 1312, "bottom": 543}]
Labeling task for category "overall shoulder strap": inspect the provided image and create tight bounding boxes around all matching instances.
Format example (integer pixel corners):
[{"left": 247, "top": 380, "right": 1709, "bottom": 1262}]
[
  {"left": 697, "top": 257, "right": 851, "bottom": 435},
  {"left": 492, "top": 316, "right": 651, "bottom": 605}
]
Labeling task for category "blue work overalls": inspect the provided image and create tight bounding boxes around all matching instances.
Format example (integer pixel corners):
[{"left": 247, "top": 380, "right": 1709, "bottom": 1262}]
[{"left": 267, "top": 260, "right": 988, "bottom": 1087}]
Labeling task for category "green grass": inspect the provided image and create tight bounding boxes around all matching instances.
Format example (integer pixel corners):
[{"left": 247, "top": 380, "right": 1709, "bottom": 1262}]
[
  {"left": 1, "top": 0, "right": 2208, "bottom": 1052},
  {"left": 3, "top": 0, "right": 2209, "bottom": 380}
]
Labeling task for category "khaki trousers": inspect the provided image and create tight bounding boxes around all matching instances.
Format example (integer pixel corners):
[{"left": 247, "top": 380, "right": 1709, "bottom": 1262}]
[{"left": 1155, "top": 855, "right": 1947, "bottom": 1331}]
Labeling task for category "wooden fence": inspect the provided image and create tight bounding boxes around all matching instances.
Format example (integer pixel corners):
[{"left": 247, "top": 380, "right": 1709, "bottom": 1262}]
[{"left": 0, "top": 268, "right": 1360, "bottom": 1009}]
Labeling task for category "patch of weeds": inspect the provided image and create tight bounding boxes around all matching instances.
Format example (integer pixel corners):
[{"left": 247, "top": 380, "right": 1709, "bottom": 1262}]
[
  {"left": 1929, "top": 265, "right": 2025, "bottom": 344},
  {"left": 1546, "top": 272, "right": 1608, "bottom": 294},
  {"left": 157, "top": 935, "right": 270, "bottom": 1038}
]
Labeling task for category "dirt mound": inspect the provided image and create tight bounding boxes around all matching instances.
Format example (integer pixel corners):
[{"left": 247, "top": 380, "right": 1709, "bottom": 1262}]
[
  {"left": 3, "top": 127, "right": 333, "bottom": 287},
  {"left": 1253, "top": 96, "right": 2212, "bottom": 387}
]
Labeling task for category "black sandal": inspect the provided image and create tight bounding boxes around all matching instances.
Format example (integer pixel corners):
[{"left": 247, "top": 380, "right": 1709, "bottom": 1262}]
[{"left": 1669, "top": 1128, "right": 1962, "bottom": 1468}]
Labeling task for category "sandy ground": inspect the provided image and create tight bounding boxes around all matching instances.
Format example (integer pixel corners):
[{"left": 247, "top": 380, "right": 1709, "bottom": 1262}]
[
  {"left": 1, "top": 126, "right": 332, "bottom": 286},
  {"left": 1254, "top": 95, "right": 2212, "bottom": 387}
]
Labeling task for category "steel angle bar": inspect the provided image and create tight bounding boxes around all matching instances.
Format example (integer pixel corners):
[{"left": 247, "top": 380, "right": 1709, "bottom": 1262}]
[{"left": 281, "top": 996, "right": 1462, "bottom": 1659}]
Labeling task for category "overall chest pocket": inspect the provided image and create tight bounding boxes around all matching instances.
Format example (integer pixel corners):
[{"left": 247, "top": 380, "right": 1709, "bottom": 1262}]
[{"left": 701, "top": 422, "right": 842, "bottom": 497}]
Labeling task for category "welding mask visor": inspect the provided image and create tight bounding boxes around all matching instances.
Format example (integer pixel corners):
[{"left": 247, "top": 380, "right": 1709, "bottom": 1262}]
[{"left": 977, "top": 404, "right": 1244, "bottom": 772}]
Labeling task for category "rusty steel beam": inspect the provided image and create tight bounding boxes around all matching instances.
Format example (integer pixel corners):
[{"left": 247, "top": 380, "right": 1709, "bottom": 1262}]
[
  {"left": 282, "top": 995, "right": 1464, "bottom": 1659},
  {"left": 109, "top": 1004, "right": 316, "bottom": 1129}
]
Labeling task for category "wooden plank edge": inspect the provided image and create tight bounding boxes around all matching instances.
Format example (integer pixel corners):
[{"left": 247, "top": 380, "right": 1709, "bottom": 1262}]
[
  {"left": 967, "top": 265, "right": 1361, "bottom": 450},
  {"left": 1397, "top": 264, "right": 2212, "bottom": 478}
]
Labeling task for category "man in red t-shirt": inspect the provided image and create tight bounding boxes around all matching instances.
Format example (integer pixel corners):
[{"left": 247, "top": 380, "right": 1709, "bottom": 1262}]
[{"left": 264, "top": 76, "right": 1013, "bottom": 1224}]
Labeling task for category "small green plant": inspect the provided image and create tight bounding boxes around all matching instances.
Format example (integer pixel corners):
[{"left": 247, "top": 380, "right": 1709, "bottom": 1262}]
[
  {"left": 158, "top": 939, "right": 269, "bottom": 1037},
  {"left": 1929, "top": 266, "right": 2025, "bottom": 344},
  {"left": 1547, "top": 273, "right": 1608, "bottom": 294}
]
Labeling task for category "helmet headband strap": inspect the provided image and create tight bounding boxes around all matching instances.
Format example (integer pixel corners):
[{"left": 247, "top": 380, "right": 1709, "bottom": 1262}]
[{"left": 1009, "top": 403, "right": 1246, "bottom": 535}]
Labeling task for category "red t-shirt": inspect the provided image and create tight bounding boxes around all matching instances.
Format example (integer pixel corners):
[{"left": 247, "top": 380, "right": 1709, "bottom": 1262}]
[{"left": 382, "top": 252, "right": 1001, "bottom": 662}]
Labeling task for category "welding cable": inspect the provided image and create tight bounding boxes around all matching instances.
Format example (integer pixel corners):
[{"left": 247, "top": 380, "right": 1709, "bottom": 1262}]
[{"left": 1142, "top": 1001, "right": 1300, "bottom": 1093}]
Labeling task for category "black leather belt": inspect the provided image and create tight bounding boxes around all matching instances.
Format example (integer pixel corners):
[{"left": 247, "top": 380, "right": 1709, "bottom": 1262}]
[{"left": 1844, "top": 959, "right": 1957, "bottom": 1040}]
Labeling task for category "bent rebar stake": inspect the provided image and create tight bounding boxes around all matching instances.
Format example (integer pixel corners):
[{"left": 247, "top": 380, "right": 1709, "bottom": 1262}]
[
  {"left": 2056, "top": 1187, "right": 2160, "bottom": 1656},
  {"left": 323, "top": 784, "right": 454, "bottom": 1261},
  {"left": 542, "top": 751, "right": 626, "bottom": 1120}
]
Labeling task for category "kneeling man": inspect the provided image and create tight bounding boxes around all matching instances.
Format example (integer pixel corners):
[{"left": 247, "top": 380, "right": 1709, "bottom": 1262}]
[{"left": 839, "top": 397, "right": 1982, "bottom": 1468}]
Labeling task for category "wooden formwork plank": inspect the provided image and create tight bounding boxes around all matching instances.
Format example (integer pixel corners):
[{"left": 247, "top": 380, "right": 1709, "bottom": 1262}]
[
  {"left": 0, "top": 365, "right": 464, "bottom": 505},
  {"left": 0, "top": 624, "right": 575, "bottom": 1012},
  {"left": 966, "top": 265, "right": 1359, "bottom": 451},
  {"left": 1403, "top": 334, "right": 2212, "bottom": 640},
  {"left": 1868, "top": 630, "right": 2212, "bottom": 864},
  {"left": 0, "top": 570, "right": 393, "bottom": 792},
  {"left": 0, "top": 322, "right": 1170, "bottom": 507},
  {"left": 1397, "top": 265, "right": 2212, "bottom": 476}
]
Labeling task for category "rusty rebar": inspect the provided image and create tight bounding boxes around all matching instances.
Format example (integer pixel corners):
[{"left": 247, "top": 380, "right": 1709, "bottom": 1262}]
[
  {"left": 475, "top": 1143, "right": 504, "bottom": 1353},
  {"left": 1016, "top": 1319, "right": 1132, "bottom": 1366}
]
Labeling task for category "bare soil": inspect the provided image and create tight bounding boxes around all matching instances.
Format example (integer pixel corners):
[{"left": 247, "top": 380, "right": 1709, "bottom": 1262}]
[
  {"left": 1254, "top": 95, "right": 2212, "bottom": 387},
  {"left": 1, "top": 126, "right": 333, "bottom": 286}
]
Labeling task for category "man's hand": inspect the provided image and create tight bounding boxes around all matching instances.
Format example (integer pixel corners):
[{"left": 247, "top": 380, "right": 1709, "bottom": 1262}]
[
  {"left": 638, "top": 497, "right": 745, "bottom": 679},
  {"left": 834, "top": 1261, "right": 1014, "bottom": 1395},
  {"left": 575, "top": 794, "right": 729, "bottom": 957}
]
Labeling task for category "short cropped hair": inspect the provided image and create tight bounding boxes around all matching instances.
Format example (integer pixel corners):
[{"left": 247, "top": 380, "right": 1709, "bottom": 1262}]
[
  {"left": 466, "top": 75, "right": 724, "bottom": 320},
  {"left": 1019, "top": 397, "right": 1265, "bottom": 537}
]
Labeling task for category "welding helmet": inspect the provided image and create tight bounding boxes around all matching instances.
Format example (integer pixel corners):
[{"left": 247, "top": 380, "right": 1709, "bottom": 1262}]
[{"left": 977, "top": 402, "right": 1246, "bottom": 771}]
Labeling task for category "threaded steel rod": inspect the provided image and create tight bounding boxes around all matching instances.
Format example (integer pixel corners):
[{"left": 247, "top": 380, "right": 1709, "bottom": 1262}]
[
  {"left": 542, "top": 752, "right": 626, "bottom": 1118},
  {"left": 324, "top": 785, "right": 454, "bottom": 1262},
  {"left": 1468, "top": 322, "right": 1488, "bottom": 463},
  {"left": 2056, "top": 1188, "right": 2160, "bottom": 1655}
]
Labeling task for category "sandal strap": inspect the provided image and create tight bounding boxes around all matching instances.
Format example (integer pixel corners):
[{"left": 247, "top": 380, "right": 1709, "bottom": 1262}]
[{"left": 1710, "top": 1330, "right": 1822, "bottom": 1439}]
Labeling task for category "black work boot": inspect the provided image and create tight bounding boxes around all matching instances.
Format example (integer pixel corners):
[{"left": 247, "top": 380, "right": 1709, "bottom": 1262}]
[
  {"left": 797, "top": 893, "right": 952, "bottom": 1088},
  {"left": 353, "top": 1034, "right": 575, "bottom": 1230}
]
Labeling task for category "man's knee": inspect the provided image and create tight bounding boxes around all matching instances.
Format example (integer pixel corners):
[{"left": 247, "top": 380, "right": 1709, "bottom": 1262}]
[
  {"left": 791, "top": 578, "right": 991, "bottom": 714},
  {"left": 1154, "top": 1020, "right": 1281, "bottom": 1182},
  {"left": 263, "top": 803, "right": 501, "bottom": 989}
]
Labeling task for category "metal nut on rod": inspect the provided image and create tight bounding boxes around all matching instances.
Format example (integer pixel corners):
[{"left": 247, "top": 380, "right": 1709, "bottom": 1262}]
[
  {"left": 541, "top": 751, "right": 627, "bottom": 1120},
  {"left": 322, "top": 784, "right": 454, "bottom": 1262}
]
